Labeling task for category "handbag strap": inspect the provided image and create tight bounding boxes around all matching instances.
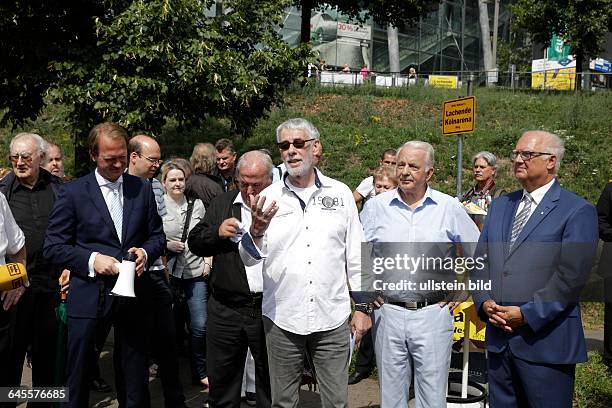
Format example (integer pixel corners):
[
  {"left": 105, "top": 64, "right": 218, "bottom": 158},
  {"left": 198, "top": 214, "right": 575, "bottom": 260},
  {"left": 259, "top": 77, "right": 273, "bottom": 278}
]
[
  {"left": 171, "top": 197, "right": 196, "bottom": 275},
  {"left": 180, "top": 197, "right": 196, "bottom": 243}
]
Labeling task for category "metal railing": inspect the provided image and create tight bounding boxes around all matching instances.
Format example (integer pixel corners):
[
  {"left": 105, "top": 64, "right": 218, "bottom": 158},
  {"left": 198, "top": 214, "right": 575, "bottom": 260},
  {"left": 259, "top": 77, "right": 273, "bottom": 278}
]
[{"left": 309, "top": 69, "right": 612, "bottom": 92}]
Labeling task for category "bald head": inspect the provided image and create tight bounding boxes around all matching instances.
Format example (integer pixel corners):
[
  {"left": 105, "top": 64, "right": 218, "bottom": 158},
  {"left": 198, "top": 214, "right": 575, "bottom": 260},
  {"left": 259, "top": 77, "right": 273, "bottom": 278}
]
[
  {"left": 513, "top": 130, "right": 563, "bottom": 191},
  {"left": 128, "top": 134, "right": 162, "bottom": 178},
  {"left": 237, "top": 150, "right": 274, "bottom": 202},
  {"left": 518, "top": 131, "right": 564, "bottom": 173}
]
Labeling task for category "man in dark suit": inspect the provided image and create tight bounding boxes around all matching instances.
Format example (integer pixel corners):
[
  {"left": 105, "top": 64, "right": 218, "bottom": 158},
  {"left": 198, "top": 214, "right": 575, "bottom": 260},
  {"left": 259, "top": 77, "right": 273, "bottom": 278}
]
[
  {"left": 43, "top": 122, "right": 165, "bottom": 408},
  {"left": 472, "top": 130, "right": 598, "bottom": 407},
  {"left": 597, "top": 182, "right": 612, "bottom": 372},
  {"left": 188, "top": 150, "right": 273, "bottom": 407}
]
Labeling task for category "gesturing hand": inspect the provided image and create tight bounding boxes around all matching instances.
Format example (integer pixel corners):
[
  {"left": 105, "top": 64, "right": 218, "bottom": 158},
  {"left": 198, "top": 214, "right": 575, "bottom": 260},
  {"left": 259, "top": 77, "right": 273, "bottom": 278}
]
[{"left": 248, "top": 194, "right": 278, "bottom": 239}]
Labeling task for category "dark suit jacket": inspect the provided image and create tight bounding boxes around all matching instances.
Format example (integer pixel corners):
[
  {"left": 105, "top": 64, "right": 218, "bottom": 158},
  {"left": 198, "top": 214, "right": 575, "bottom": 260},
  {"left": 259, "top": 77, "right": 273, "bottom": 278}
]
[
  {"left": 472, "top": 180, "right": 598, "bottom": 364},
  {"left": 43, "top": 172, "right": 165, "bottom": 318},
  {"left": 597, "top": 182, "right": 612, "bottom": 282}
]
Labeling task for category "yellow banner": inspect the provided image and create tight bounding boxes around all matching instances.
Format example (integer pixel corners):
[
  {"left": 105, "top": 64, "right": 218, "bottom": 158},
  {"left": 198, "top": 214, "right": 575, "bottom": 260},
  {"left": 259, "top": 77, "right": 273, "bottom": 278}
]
[
  {"left": 453, "top": 301, "right": 486, "bottom": 343},
  {"left": 531, "top": 68, "right": 576, "bottom": 91},
  {"left": 429, "top": 75, "right": 458, "bottom": 89}
]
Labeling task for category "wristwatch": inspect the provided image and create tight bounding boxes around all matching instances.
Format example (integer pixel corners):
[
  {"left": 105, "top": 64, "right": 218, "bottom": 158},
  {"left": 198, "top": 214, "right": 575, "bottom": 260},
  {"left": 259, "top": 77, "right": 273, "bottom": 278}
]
[{"left": 354, "top": 303, "right": 373, "bottom": 315}]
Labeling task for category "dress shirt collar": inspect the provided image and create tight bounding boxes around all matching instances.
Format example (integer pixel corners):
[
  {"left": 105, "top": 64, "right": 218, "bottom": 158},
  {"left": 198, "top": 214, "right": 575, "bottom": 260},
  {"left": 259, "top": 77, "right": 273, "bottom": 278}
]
[
  {"left": 282, "top": 167, "right": 324, "bottom": 191},
  {"left": 522, "top": 178, "right": 555, "bottom": 206},
  {"left": 389, "top": 185, "right": 437, "bottom": 210},
  {"left": 95, "top": 168, "right": 123, "bottom": 187},
  {"left": 233, "top": 191, "right": 248, "bottom": 208}
]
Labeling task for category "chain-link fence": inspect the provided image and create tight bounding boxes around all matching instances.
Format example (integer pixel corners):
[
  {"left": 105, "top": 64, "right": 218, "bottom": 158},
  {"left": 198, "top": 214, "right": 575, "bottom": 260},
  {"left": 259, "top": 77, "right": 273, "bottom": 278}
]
[{"left": 309, "top": 69, "right": 612, "bottom": 92}]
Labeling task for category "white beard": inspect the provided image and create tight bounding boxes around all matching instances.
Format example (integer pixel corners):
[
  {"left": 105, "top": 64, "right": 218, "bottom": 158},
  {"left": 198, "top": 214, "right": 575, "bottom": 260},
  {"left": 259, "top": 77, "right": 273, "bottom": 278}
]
[{"left": 285, "top": 152, "right": 313, "bottom": 178}]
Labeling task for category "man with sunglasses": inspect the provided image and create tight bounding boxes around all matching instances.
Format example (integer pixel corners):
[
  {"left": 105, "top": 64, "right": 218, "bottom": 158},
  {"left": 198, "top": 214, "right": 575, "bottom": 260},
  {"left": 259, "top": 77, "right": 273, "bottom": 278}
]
[
  {"left": 472, "top": 130, "right": 598, "bottom": 407},
  {"left": 0, "top": 132, "right": 63, "bottom": 398},
  {"left": 238, "top": 118, "right": 371, "bottom": 408}
]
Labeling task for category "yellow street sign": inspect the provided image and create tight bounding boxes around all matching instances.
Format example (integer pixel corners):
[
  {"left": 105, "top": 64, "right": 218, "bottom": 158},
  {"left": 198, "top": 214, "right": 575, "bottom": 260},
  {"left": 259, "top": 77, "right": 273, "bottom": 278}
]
[
  {"left": 443, "top": 96, "right": 476, "bottom": 135},
  {"left": 429, "top": 75, "right": 459, "bottom": 89}
]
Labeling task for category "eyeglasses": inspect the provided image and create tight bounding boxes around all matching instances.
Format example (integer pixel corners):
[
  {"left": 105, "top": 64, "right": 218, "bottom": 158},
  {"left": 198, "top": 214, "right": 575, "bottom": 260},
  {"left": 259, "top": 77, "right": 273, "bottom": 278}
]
[
  {"left": 277, "top": 138, "right": 315, "bottom": 151},
  {"left": 137, "top": 152, "right": 162, "bottom": 165},
  {"left": 9, "top": 153, "right": 34, "bottom": 164},
  {"left": 511, "top": 150, "right": 553, "bottom": 160}
]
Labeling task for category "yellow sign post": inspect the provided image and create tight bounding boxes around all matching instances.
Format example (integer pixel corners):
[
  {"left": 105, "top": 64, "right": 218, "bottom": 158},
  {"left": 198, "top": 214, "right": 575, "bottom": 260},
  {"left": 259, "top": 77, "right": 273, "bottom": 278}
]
[{"left": 443, "top": 96, "right": 476, "bottom": 135}]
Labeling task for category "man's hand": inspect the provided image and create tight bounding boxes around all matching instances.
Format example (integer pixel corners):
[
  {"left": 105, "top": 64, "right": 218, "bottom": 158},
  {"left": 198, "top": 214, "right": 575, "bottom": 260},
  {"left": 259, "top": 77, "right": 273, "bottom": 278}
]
[
  {"left": 94, "top": 254, "right": 120, "bottom": 276},
  {"left": 58, "top": 269, "right": 70, "bottom": 292},
  {"left": 440, "top": 290, "right": 469, "bottom": 313},
  {"left": 128, "top": 247, "right": 147, "bottom": 276},
  {"left": 248, "top": 194, "right": 278, "bottom": 239},
  {"left": 482, "top": 300, "right": 525, "bottom": 333},
  {"left": 167, "top": 240, "right": 185, "bottom": 253},
  {"left": 1, "top": 286, "right": 25, "bottom": 311},
  {"left": 492, "top": 305, "right": 525, "bottom": 332},
  {"left": 350, "top": 311, "right": 372, "bottom": 345},
  {"left": 219, "top": 217, "right": 240, "bottom": 240}
]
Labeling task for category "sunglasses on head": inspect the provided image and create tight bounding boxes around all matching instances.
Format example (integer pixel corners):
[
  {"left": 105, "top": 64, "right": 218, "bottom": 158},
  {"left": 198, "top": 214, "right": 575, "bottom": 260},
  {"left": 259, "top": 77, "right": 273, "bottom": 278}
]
[{"left": 277, "top": 138, "right": 315, "bottom": 151}]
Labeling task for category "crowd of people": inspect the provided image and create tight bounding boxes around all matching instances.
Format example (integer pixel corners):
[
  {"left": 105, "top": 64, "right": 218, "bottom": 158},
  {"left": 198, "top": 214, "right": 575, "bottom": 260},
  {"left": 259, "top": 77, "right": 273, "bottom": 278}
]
[{"left": 0, "top": 118, "right": 609, "bottom": 408}]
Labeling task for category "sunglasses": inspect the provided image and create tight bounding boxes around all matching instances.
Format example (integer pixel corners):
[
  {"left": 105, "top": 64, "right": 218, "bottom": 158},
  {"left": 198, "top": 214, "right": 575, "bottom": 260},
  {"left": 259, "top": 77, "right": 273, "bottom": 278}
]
[{"left": 277, "top": 138, "right": 315, "bottom": 151}]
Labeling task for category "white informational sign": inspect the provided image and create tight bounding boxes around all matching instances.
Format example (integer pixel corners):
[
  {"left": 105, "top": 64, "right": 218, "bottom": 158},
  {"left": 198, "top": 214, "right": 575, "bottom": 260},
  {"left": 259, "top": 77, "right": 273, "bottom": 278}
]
[{"left": 336, "top": 22, "right": 371, "bottom": 41}]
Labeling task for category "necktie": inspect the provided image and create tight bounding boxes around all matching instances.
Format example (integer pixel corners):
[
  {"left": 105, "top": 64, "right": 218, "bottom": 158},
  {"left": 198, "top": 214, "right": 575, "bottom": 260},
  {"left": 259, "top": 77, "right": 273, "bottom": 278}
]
[
  {"left": 510, "top": 193, "right": 533, "bottom": 243},
  {"left": 107, "top": 181, "right": 123, "bottom": 243}
]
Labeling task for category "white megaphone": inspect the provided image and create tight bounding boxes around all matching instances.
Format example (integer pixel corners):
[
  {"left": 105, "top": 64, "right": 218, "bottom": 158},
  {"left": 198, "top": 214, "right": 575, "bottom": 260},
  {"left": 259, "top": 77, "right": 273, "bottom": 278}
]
[{"left": 110, "top": 252, "right": 136, "bottom": 297}]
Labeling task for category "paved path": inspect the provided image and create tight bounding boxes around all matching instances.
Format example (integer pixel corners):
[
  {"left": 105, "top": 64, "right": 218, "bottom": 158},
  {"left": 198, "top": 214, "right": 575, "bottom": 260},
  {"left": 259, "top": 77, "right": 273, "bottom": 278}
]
[{"left": 18, "top": 329, "right": 604, "bottom": 407}]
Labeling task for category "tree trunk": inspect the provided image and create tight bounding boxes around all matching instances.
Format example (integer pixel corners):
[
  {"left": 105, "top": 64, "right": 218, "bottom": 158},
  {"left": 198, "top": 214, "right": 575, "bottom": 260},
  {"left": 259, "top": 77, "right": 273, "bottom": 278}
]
[
  {"left": 477, "top": 0, "right": 493, "bottom": 78},
  {"left": 300, "top": 0, "right": 313, "bottom": 44},
  {"left": 388, "top": 25, "right": 400, "bottom": 76}
]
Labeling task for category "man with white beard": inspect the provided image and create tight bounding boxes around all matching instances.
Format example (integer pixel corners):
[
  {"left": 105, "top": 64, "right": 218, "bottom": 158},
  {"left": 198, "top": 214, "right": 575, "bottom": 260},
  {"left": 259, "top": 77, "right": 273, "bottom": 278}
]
[{"left": 239, "top": 118, "right": 371, "bottom": 408}]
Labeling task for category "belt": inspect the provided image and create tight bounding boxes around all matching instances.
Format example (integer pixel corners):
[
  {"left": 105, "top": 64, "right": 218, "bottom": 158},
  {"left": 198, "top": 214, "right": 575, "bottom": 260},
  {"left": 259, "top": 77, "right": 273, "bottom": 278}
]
[
  {"left": 215, "top": 292, "right": 262, "bottom": 309},
  {"left": 387, "top": 292, "right": 445, "bottom": 310}
]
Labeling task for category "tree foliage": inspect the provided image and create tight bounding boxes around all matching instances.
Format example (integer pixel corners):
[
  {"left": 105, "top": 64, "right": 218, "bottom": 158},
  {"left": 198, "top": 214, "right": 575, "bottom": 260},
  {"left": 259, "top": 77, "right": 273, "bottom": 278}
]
[
  {"left": 512, "top": 0, "right": 612, "bottom": 89},
  {"left": 0, "top": 0, "right": 113, "bottom": 126},
  {"left": 1, "top": 0, "right": 311, "bottom": 135},
  {"left": 51, "top": 0, "right": 310, "bottom": 134}
]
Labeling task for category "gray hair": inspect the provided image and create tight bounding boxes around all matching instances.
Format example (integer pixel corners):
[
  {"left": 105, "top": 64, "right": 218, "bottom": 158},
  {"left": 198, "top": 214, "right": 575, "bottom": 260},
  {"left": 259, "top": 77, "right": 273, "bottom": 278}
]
[
  {"left": 522, "top": 130, "right": 565, "bottom": 173},
  {"left": 397, "top": 141, "right": 435, "bottom": 170},
  {"left": 275, "top": 118, "right": 320, "bottom": 142},
  {"left": 10, "top": 132, "right": 48, "bottom": 156},
  {"left": 473, "top": 151, "right": 498, "bottom": 170},
  {"left": 236, "top": 150, "right": 274, "bottom": 181}
]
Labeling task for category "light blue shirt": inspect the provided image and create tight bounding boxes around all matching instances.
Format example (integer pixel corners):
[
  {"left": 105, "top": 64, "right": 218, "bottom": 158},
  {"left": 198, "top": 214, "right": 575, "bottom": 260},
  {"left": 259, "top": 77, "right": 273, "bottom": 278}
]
[
  {"left": 360, "top": 186, "right": 480, "bottom": 300},
  {"left": 361, "top": 186, "right": 480, "bottom": 245}
]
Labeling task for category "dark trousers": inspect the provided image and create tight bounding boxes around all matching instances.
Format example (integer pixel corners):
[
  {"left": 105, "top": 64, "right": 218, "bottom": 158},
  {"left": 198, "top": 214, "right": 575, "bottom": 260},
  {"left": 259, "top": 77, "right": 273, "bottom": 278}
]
[
  {"left": 488, "top": 348, "right": 575, "bottom": 408},
  {"left": 87, "top": 312, "right": 113, "bottom": 382},
  {"left": 0, "top": 305, "right": 16, "bottom": 408},
  {"left": 2, "top": 291, "right": 59, "bottom": 408},
  {"left": 604, "top": 277, "right": 612, "bottom": 366},
  {"left": 143, "top": 271, "right": 185, "bottom": 408},
  {"left": 65, "top": 297, "right": 149, "bottom": 408},
  {"left": 207, "top": 295, "right": 271, "bottom": 408},
  {"left": 353, "top": 329, "right": 375, "bottom": 375}
]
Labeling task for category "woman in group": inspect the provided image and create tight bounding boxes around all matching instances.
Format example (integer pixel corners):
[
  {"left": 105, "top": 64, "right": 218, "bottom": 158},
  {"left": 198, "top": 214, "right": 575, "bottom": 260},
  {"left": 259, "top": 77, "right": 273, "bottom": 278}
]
[
  {"left": 161, "top": 160, "right": 212, "bottom": 389},
  {"left": 463, "top": 151, "right": 504, "bottom": 229}
]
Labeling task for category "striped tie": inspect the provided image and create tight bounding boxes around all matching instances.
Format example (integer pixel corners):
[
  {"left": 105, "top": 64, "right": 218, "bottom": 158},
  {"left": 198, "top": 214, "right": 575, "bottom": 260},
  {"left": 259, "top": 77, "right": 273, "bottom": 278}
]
[
  {"left": 510, "top": 193, "right": 533, "bottom": 243},
  {"left": 107, "top": 181, "right": 123, "bottom": 243}
]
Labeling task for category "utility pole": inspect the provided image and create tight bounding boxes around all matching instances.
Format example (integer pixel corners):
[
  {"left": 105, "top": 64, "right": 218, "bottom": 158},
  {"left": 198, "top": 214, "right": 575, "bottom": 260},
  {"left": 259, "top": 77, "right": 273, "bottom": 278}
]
[{"left": 492, "top": 0, "right": 500, "bottom": 67}]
